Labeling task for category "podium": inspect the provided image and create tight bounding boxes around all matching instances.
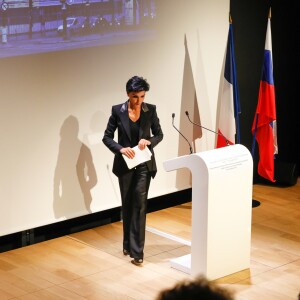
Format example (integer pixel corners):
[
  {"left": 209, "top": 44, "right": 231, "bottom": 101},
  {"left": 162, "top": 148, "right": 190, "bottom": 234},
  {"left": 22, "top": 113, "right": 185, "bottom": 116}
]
[{"left": 163, "top": 144, "right": 253, "bottom": 280}]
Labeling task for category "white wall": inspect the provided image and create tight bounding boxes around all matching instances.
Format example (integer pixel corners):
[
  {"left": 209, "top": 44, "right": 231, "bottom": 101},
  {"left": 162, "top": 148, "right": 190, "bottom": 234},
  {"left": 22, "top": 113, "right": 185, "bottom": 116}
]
[{"left": 0, "top": 0, "right": 229, "bottom": 236}]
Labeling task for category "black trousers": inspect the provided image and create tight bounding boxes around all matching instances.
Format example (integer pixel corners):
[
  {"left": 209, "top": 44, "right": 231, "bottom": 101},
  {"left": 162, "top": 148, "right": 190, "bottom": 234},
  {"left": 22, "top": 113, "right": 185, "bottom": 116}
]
[{"left": 118, "top": 163, "right": 151, "bottom": 259}]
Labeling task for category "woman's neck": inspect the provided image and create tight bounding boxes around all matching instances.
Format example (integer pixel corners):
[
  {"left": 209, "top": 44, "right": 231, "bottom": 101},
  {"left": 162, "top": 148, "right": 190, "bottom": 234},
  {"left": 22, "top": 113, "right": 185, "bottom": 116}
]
[{"left": 128, "top": 104, "right": 141, "bottom": 122}]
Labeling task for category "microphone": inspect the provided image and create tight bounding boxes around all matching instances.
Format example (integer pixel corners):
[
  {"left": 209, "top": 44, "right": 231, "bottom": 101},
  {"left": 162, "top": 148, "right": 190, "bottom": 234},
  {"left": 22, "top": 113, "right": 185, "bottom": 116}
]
[
  {"left": 185, "top": 111, "right": 229, "bottom": 146},
  {"left": 172, "top": 113, "right": 193, "bottom": 154}
]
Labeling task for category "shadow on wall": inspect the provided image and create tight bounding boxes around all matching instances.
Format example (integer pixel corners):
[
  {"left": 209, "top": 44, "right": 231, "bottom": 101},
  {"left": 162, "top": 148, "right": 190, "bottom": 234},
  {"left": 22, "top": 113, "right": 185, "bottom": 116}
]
[
  {"left": 174, "top": 35, "right": 202, "bottom": 190},
  {"left": 53, "top": 115, "right": 97, "bottom": 219}
]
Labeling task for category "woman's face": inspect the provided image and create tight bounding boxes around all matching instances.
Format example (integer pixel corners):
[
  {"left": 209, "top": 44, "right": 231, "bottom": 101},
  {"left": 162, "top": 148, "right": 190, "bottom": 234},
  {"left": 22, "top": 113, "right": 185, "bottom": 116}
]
[{"left": 127, "top": 91, "right": 146, "bottom": 107}]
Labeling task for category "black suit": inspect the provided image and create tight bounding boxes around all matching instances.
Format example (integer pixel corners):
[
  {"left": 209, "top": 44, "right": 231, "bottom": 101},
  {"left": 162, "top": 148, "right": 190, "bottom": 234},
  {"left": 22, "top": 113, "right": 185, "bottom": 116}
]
[{"left": 102, "top": 101, "right": 163, "bottom": 259}]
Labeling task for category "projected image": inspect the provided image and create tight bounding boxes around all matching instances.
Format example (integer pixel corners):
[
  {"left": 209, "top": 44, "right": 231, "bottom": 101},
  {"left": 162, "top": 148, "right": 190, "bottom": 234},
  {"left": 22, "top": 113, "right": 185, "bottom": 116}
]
[{"left": 0, "top": 0, "right": 157, "bottom": 58}]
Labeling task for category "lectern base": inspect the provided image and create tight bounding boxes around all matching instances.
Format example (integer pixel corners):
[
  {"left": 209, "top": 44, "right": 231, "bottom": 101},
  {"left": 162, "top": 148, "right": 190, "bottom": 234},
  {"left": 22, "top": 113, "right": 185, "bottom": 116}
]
[{"left": 170, "top": 254, "right": 191, "bottom": 274}]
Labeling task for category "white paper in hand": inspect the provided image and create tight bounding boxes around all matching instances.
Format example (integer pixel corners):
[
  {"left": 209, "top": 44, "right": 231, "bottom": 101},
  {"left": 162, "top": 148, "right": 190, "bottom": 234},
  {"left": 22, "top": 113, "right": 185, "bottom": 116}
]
[{"left": 122, "top": 146, "right": 152, "bottom": 169}]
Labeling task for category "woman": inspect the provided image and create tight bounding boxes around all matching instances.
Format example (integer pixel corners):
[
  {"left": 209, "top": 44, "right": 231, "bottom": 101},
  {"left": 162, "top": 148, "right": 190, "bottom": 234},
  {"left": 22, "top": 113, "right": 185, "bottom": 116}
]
[{"left": 102, "top": 76, "right": 163, "bottom": 265}]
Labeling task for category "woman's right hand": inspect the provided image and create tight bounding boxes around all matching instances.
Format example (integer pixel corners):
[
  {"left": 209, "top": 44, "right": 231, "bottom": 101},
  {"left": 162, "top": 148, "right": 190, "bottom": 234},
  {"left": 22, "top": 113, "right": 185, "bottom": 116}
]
[{"left": 120, "top": 147, "right": 135, "bottom": 159}]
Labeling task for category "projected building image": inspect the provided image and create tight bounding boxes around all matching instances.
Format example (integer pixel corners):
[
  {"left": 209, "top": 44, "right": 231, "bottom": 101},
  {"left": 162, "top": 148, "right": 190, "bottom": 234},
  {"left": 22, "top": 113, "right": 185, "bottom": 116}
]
[{"left": 0, "top": 0, "right": 157, "bottom": 58}]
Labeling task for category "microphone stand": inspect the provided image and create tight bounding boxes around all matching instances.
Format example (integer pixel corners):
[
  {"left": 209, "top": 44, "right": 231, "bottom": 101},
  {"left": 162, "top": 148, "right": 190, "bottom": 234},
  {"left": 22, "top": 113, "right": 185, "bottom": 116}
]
[
  {"left": 172, "top": 113, "right": 193, "bottom": 154},
  {"left": 185, "top": 111, "right": 229, "bottom": 146}
]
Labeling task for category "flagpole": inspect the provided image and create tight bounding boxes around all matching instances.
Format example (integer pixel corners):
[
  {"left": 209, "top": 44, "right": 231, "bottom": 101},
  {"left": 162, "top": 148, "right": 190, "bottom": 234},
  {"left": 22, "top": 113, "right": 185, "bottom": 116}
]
[
  {"left": 252, "top": 6, "right": 275, "bottom": 208},
  {"left": 252, "top": 112, "right": 261, "bottom": 209},
  {"left": 230, "top": 14, "right": 241, "bottom": 144},
  {"left": 251, "top": 114, "right": 259, "bottom": 157},
  {"left": 216, "top": 14, "right": 241, "bottom": 148},
  {"left": 252, "top": 113, "right": 260, "bottom": 206}
]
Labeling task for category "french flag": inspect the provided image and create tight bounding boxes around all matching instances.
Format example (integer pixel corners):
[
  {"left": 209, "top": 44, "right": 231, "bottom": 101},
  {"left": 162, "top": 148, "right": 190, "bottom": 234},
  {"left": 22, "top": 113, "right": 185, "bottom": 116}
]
[
  {"left": 252, "top": 15, "right": 278, "bottom": 182},
  {"left": 216, "top": 21, "right": 241, "bottom": 148}
]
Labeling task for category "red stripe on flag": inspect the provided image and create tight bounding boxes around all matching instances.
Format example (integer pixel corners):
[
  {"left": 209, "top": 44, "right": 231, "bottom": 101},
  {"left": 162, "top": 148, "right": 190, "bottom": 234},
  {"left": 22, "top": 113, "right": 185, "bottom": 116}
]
[
  {"left": 252, "top": 81, "right": 276, "bottom": 126},
  {"left": 216, "top": 130, "right": 234, "bottom": 148},
  {"left": 252, "top": 81, "right": 276, "bottom": 182}
]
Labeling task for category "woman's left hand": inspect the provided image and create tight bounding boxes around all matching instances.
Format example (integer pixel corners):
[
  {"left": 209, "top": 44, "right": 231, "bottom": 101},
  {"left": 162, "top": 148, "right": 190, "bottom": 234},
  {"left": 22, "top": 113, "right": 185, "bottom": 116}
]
[{"left": 138, "top": 139, "right": 151, "bottom": 150}]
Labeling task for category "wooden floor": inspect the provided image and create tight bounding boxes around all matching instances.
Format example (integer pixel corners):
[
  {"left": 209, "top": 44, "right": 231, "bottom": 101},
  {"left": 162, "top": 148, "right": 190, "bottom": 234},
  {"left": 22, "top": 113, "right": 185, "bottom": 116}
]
[{"left": 0, "top": 179, "right": 299, "bottom": 299}]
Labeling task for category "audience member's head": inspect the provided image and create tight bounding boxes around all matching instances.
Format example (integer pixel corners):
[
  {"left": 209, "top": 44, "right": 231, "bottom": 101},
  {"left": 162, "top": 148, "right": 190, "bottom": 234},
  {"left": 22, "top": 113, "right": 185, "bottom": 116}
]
[{"left": 156, "top": 276, "right": 234, "bottom": 300}]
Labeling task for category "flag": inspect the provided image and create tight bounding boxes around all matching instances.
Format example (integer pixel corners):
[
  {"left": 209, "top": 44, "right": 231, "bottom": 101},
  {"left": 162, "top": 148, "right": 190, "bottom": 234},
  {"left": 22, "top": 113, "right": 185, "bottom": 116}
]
[
  {"left": 216, "top": 20, "right": 241, "bottom": 148},
  {"left": 252, "top": 13, "right": 278, "bottom": 182}
]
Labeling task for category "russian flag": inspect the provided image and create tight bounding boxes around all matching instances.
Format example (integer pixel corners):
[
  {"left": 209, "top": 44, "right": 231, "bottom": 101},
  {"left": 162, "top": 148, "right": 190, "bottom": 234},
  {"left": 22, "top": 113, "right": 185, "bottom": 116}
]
[
  {"left": 216, "top": 21, "right": 241, "bottom": 148},
  {"left": 252, "top": 15, "right": 278, "bottom": 182}
]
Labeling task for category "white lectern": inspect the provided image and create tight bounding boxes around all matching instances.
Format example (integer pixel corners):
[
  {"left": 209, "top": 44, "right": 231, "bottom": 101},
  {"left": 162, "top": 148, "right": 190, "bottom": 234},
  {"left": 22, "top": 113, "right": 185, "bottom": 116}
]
[{"left": 163, "top": 144, "right": 253, "bottom": 280}]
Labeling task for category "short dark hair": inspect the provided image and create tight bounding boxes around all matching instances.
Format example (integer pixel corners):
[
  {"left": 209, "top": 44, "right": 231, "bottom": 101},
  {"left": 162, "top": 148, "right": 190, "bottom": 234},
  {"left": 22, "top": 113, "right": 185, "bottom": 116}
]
[
  {"left": 126, "top": 76, "right": 150, "bottom": 93},
  {"left": 156, "top": 276, "right": 234, "bottom": 300}
]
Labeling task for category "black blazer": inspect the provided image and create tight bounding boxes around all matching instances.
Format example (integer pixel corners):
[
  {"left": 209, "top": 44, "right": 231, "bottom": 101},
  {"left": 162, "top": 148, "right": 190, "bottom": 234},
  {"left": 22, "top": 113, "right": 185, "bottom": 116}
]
[{"left": 102, "top": 101, "right": 163, "bottom": 178}]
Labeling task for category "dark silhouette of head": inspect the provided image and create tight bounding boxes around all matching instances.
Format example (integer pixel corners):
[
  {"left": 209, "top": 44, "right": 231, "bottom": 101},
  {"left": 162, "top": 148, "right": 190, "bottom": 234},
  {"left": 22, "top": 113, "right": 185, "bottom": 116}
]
[{"left": 156, "top": 276, "right": 234, "bottom": 300}]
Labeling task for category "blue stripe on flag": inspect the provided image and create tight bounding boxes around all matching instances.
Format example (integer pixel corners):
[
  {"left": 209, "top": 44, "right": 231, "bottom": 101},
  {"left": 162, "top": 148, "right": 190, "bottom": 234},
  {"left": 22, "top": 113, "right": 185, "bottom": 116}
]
[
  {"left": 261, "top": 50, "right": 274, "bottom": 85},
  {"left": 224, "top": 24, "right": 241, "bottom": 143},
  {"left": 224, "top": 39, "right": 232, "bottom": 83}
]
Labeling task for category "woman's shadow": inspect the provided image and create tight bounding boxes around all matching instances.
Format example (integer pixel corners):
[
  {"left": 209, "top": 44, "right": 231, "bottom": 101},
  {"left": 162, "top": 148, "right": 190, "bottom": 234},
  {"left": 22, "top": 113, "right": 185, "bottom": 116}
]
[{"left": 53, "top": 115, "right": 97, "bottom": 219}]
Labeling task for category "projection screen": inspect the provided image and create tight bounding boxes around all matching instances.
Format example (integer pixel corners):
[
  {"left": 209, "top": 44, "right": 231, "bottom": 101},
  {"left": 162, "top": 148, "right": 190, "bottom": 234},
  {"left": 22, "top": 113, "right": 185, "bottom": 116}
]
[{"left": 0, "top": 0, "right": 229, "bottom": 236}]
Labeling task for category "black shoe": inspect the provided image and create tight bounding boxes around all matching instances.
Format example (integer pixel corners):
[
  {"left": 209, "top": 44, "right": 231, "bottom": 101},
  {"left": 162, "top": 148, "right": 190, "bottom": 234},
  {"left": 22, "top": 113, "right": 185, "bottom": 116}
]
[
  {"left": 131, "top": 258, "right": 143, "bottom": 266},
  {"left": 123, "top": 249, "right": 130, "bottom": 256}
]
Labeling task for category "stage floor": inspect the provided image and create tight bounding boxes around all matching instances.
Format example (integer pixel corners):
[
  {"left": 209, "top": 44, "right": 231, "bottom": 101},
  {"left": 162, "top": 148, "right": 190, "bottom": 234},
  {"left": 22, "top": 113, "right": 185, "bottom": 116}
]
[{"left": 0, "top": 179, "right": 299, "bottom": 299}]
